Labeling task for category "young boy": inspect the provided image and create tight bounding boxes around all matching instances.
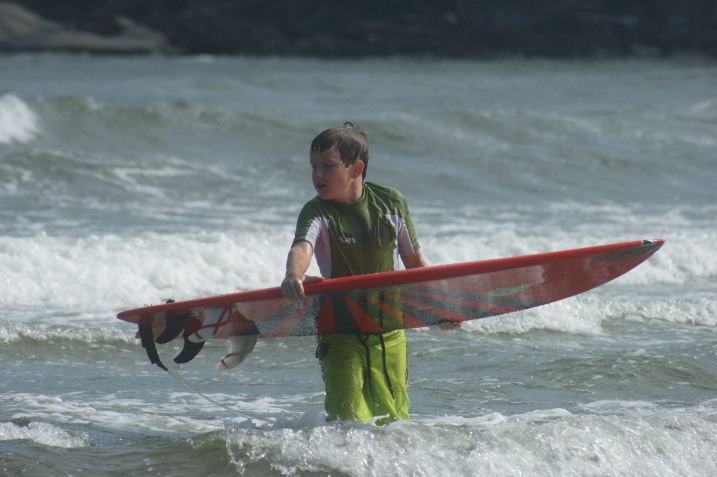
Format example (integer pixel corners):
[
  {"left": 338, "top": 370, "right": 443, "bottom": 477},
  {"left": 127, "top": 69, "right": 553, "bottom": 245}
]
[{"left": 281, "top": 122, "right": 428, "bottom": 424}]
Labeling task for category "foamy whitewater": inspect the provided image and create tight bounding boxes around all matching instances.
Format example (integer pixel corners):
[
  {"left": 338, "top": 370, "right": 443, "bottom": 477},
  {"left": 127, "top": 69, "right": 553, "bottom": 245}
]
[{"left": 1, "top": 54, "right": 716, "bottom": 476}]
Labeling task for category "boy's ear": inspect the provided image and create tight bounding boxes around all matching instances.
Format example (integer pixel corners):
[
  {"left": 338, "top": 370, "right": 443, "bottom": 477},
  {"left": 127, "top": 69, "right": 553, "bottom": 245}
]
[{"left": 351, "top": 160, "right": 365, "bottom": 178}]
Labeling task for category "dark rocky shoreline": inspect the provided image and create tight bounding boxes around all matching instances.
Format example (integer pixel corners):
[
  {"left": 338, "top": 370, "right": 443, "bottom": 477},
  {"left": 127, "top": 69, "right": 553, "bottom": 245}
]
[{"left": 2, "top": 0, "right": 716, "bottom": 57}]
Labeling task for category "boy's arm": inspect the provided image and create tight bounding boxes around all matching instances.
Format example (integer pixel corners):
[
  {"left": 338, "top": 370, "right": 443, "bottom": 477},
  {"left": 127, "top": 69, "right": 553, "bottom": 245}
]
[
  {"left": 281, "top": 240, "right": 314, "bottom": 298},
  {"left": 401, "top": 250, "right": 428, "bottom": 269}
]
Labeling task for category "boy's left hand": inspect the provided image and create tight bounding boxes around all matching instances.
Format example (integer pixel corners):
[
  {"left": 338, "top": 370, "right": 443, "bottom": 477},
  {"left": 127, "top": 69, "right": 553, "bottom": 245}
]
[{"left": 438, "top": 320, "right": 462, "bottom": 330}]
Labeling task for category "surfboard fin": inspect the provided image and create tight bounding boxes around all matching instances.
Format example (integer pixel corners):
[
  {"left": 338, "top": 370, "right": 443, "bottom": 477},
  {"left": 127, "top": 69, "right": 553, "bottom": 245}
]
[
  {"left": 138, "top": 322, "right": 168, "bottom": 372},
  {"left": 174, "top": 335, "right": 205, "bottom": 364},
  {"left": 155, "top": 312, "right": 190, "bottom": 344},
  {"left": 217, "top": 334, "right": 258, "bottom": 369}
]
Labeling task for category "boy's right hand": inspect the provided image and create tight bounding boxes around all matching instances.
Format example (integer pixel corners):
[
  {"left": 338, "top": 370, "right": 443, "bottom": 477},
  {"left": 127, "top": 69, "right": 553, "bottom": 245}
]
[
  {"left": 281, "top": 274, "right": 323, "bottom": 299},
  {"left": 283, "top": 240, "right": 316, "bottom": 299},
  {"left": 281, "top": 274, "right": 305, "bottom": 299}
]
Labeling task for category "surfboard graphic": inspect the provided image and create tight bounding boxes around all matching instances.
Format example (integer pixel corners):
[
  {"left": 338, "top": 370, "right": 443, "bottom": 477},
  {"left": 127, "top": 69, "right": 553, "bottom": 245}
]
[{"left": 117, "top": 239, "right": 663, "bottom": 369}]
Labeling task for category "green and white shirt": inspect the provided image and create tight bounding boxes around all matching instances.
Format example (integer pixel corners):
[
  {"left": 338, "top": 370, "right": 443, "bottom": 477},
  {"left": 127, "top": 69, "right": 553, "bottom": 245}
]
[{"left": 293, "top": 182, "right": 420, "bottom": 278}]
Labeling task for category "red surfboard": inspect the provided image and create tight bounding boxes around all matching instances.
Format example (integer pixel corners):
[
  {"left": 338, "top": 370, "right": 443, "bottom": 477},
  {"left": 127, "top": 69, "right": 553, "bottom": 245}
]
[{"left": 117, "top": 239, "right": 663, "bottom": 369}]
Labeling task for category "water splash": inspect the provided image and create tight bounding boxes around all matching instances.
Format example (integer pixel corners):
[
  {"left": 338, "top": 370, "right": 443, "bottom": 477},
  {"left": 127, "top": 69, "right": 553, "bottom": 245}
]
[{"left": 0, "top": 94, "right": 39, "bottom": 144}]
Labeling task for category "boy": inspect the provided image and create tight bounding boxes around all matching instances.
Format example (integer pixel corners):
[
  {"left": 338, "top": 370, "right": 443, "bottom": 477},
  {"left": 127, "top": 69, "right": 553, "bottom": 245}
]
[{"left": 281, "top": 122, "right": 428, "bottom": 424}]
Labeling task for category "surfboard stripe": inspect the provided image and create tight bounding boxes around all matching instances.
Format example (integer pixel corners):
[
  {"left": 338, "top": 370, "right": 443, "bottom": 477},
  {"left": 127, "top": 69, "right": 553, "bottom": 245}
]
[
  {"left": 401, "top": 295, "right": 481, "bottom": 324},
  {"left": 364, "top": 290, "right": 405, "bottom": 330},
  {"left": 316, "top": 296, "right": 337, "bottom": 335},
  {"left": 400, "top": 286, "right": 540, "bottom": 316},
  {"left": 342, "top": 295, "right": 384, "bottom": 334}
]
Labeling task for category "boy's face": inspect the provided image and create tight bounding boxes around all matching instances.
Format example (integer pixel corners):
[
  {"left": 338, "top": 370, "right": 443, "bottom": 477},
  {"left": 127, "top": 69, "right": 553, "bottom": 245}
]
[{"left": 310, "top": 146, "right": 363, "bottom": 203}]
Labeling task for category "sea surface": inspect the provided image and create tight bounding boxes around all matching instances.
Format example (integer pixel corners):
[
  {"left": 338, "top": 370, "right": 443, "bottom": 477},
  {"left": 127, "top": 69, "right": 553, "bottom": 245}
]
[{"left": 1, "top": 54, "right": 716, "bottom": 477}]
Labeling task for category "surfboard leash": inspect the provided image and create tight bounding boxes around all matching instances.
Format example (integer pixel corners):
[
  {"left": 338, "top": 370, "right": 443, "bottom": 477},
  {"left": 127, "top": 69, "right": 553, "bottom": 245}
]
[
  {"left": 165, "top": 367, "right": 270, "bottom": 425},
  {"left": 137, "top": 320, "right": 269, "bottom": 424}
]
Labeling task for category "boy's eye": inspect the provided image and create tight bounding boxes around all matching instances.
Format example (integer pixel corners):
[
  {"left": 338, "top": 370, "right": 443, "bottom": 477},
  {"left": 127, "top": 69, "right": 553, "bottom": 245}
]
[{"left": 312, "top": 163, "right": 336, "bottom": 171}]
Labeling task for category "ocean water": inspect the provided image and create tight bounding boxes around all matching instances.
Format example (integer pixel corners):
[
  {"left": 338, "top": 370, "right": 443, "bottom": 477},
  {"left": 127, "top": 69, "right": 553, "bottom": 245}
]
[{"left": 1, "top": 54, "right": 716, "bottom": 476}]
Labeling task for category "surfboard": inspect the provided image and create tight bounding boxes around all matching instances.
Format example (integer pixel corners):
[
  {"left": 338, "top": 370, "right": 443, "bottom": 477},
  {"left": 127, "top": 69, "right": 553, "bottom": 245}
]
[{"left": 117, "top": 239, "right": 663, "bottom": 370}]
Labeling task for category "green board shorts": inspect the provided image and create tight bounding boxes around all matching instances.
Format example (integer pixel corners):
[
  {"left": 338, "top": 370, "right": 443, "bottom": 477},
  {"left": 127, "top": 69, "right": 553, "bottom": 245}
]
[{"left": 317, "top": 330, "right": 409, "bottom": 425}]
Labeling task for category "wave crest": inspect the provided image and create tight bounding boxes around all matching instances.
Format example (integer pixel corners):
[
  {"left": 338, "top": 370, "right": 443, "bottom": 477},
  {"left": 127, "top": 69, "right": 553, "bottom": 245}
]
[{"left": 0, "top": 94, "right": 39, "bottom": 144}]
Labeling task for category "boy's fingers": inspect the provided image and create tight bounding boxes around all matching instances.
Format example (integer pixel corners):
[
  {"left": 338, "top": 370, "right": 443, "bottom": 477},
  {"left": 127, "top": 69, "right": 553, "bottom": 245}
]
[{"left": 281, "top": 278, "right": 305, "bottom": 299}]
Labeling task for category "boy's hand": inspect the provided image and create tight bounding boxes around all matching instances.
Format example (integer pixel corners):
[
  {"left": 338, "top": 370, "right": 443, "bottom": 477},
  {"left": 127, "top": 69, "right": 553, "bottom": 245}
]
[
  {"left": 281, "top": 274, "right": 305, "bottom": 299},
  {"left": 281, "top": 275, "right": 323, "bottom": 299},
  {"left": 283, "top": 241, "right": 315, "bottom": 299},
  {"left": 438, "top": 320, "right": 462, "bottom": 330}
]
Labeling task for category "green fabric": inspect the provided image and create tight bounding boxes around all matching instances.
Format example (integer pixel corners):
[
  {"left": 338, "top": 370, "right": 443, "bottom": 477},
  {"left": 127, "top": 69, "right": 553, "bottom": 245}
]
[
  {"left": 293, "top": 182, "right": 420, "bottom": 278},
  {"left": 318, "top": 330, "right": 409, "bottom": 424}
]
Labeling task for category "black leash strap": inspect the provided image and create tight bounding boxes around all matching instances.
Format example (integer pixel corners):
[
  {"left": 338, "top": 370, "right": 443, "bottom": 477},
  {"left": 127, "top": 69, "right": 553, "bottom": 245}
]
[{"left": 378, "top": 334, "right": 395, "bottom": 399}]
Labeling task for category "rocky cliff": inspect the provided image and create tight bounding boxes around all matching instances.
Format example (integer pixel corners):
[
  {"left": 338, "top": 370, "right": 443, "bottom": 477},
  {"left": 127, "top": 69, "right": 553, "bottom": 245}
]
[{"left": 2, "top": 0, "right": 716, "bottom": 56}]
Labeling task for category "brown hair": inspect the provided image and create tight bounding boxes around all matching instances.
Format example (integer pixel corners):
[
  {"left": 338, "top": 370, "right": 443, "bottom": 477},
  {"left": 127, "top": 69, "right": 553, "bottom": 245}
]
[{"left": 310, "top": 122, "right": 369, "bottom": 179}]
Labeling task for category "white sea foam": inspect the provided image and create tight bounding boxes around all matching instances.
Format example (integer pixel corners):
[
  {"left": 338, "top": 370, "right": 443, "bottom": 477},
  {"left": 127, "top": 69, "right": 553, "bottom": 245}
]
[
  {"left": 0, "top": 318, "right": 133, "bottom": 344},
  {"left": 609, "top": 294, "right": 717, "bottom": 327},
  {"left": 225, "top": 400, "right": 717, "bottom": 477},
  {"left": 0, "top": 223, "right": 711, "bottom": 323},
  {"left": 4, "top": 392, "right": 222, "bottom": 435},
  {"left": 3, "top": 390, "right": 302, "bottom": 435},
  {"left": 0, "top": 231, "right": 294, "bottom": 312},
  {"left": 0, "top": 421, "right": 88, "bottom": 448},
  {"left": 0, "top": 94, "right": 39, "bottom": 144}
]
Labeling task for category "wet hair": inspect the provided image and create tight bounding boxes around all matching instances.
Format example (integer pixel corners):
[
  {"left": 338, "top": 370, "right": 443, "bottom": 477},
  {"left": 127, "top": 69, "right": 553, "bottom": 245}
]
[{"left": 310, "top": 122, "right": 369, "bottom": 179}]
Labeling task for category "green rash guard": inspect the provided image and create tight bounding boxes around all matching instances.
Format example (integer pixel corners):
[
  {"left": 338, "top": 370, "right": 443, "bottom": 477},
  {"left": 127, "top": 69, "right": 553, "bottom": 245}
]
[
  {"left": 293, "top": 182, "right": 420, "bottom": 279},
  {"left": 293, "top": 182, "right": 420, "bottom": 424}
]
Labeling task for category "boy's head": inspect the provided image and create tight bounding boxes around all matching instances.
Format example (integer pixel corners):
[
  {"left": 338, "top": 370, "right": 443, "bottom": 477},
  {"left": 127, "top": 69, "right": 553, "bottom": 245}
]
[{"left": 310, "top": 122, "right": 369, "bottom": 180}]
